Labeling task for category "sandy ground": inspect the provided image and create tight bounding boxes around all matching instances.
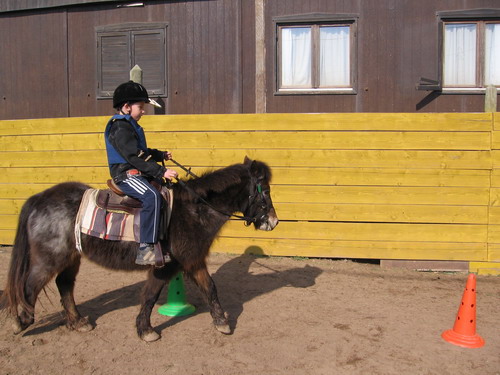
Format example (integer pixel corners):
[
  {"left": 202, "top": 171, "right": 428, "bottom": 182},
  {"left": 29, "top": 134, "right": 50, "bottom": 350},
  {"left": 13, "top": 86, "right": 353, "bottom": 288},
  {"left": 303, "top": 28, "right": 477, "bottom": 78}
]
[{"left": 0, "top": 247, "right": 499, "bottom": 375}]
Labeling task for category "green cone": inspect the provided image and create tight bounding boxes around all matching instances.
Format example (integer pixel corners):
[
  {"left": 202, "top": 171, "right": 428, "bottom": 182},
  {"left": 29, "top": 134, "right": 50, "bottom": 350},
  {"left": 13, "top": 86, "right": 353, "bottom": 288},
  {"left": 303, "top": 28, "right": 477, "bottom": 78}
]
[{"left": 158, "top": 272, "right": 196, "bottom": 317}]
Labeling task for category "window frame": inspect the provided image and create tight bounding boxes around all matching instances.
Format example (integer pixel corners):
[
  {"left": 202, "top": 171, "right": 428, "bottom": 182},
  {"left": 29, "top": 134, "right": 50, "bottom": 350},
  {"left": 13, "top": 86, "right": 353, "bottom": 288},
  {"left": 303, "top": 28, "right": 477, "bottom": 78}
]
[
  {"left": 438, "top": 9, "right": 500, "bottom": 93},
  {"left": 273, "top": 13, "right": 358, "bottom": 95},
  {"left": 96, "top": 22, "right": 168, "bottom": 99}
]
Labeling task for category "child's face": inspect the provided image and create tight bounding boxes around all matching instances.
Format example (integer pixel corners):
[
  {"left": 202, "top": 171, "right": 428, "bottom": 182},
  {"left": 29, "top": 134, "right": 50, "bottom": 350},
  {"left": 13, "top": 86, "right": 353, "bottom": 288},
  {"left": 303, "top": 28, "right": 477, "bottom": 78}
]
[{"left": 121, "top": 101, "right": 146, "bottom": 121}]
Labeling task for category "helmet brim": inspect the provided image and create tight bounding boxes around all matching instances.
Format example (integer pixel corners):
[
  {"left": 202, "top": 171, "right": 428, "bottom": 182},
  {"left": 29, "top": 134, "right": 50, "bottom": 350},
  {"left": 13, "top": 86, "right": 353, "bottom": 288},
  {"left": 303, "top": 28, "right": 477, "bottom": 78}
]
[{"left": 148, "top": 99, "right": 162, "bottom": 108}]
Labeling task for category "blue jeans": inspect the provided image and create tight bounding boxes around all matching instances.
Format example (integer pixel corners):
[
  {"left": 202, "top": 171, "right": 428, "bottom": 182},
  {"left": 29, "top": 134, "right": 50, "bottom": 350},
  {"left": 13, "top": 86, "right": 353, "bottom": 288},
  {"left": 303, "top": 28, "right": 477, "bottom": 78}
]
[{"left": 117, "top": 176, "right": 162, "bottom": 244}]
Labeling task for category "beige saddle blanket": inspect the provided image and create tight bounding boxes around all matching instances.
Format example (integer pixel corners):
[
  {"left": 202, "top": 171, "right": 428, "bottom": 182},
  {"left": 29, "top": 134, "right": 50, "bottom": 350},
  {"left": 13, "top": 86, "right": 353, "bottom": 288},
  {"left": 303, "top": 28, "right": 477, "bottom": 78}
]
[{"left": 74, "top": 188, "right": 173, "bottom": 252}]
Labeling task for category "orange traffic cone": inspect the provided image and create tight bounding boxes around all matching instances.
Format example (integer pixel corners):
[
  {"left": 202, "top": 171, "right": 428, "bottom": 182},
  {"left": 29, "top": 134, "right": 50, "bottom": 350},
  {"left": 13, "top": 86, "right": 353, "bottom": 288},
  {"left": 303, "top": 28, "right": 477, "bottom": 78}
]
[{"left": 442, "top": 273, "right": 485, "bottom": 348}]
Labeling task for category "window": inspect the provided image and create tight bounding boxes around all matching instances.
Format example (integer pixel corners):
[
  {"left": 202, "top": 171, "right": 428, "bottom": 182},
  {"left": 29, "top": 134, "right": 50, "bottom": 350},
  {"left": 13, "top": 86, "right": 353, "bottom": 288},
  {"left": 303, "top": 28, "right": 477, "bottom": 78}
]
[
  {"left": 96, "top": 23, "right": 167, "bottom": 98},
  {"left": 439, "top": 10, "right": 500, "bottom": 90},
  {"left": 275, "top": 14, "right": 357, "bottom": 94}
]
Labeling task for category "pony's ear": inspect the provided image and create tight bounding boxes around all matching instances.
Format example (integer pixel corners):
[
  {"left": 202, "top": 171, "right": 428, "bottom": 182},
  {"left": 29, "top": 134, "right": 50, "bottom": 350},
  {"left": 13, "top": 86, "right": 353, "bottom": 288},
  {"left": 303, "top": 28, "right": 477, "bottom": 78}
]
[
  {"left": 246, "top": 157, "right": 259, "bottom": 176},
  {"left": 247, "top": 159, "right": 272, "bottom": 182},
  {"left": 244, "top": 156, "right": 253, "bottom": 166}
]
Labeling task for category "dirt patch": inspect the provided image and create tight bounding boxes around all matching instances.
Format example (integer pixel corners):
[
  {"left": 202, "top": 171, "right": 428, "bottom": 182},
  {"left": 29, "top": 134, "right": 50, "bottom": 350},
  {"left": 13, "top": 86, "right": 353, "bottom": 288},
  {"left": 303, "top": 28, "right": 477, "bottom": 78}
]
[{"left": 1, "top": 248, "right": 499, "bottom": 375}]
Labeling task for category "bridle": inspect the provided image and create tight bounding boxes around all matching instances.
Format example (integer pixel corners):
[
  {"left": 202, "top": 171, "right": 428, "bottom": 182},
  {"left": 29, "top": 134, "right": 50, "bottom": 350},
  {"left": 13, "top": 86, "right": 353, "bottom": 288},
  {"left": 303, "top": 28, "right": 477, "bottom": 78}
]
[{"left": 168, "top": 159, "right": 271, "bottom": 225}]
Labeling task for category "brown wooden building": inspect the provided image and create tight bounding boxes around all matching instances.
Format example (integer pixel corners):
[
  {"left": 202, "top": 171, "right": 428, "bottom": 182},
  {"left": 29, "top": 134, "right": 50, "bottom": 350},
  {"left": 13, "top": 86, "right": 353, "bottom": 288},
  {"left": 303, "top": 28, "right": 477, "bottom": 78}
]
[{"left": 0, "top": 0, "right": 499, "bottom": 120}]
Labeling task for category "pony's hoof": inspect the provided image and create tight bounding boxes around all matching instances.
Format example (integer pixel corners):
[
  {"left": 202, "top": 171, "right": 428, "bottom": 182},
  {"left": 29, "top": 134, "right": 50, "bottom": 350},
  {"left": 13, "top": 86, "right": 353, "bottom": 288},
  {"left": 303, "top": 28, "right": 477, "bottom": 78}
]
[
  {"left": 141, "top": 330, "right": 161, "bottom": 342},
  {"left": 77, "top": 323, "right": 94, "bottom": 333},
  {"left": 215, "top": 323, "right": 231, "bottom": 335},
  {"left": 67, "top": 317, "right": 94, "bottom": 332},
  {"left": 12, "top": 318, "right": 23, "bottom": 335},
  {"left": 75, "top": 320, "right": 94, "bottom": 333}
]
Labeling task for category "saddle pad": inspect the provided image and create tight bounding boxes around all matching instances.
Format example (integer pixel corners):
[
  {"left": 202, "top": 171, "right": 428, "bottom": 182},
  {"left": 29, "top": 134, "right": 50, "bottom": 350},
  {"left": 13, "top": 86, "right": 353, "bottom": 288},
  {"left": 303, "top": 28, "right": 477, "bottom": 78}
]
[{"left": 75, "top": 189, "right": 140, "bottom": 252}]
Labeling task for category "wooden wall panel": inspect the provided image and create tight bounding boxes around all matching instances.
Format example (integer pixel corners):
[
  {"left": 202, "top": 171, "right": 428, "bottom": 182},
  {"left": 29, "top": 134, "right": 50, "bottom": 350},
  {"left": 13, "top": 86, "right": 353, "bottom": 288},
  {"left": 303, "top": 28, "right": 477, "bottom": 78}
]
[
  {"left": 0, "top": 10, "right": 69, "bottom": 119},
  {"left": 1, "top": 112, "right": 499, "bottom": 271},
  {"left": 0, "top": 0, "right": 243, "bottom": 119},
  {"left": 265, "top": 0, "right": 500, "bottom": 113},
  {"left": 2, "top": 1, "right": 500, "bottom": 120}
]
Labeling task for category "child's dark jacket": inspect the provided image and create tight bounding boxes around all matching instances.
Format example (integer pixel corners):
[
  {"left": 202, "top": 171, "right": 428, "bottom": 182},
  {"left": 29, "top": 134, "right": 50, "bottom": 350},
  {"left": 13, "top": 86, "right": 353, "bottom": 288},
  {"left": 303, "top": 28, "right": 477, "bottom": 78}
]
[{"left": 105, "top": 114, "right": 166, "bottom": 182}]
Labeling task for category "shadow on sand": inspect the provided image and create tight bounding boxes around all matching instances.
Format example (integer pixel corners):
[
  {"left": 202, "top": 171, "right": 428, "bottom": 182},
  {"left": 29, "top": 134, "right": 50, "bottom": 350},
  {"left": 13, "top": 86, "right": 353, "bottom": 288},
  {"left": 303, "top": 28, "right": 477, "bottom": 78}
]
[{"left": 21, "top": 247, "right": 322, "bottom": 337}]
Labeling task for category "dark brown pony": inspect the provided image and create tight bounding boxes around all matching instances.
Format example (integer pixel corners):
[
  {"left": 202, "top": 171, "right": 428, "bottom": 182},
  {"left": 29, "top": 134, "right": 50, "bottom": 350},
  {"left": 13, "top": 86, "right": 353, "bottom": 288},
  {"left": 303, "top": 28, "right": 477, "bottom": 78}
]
[{"left": 0, "top": 157, "right": 278, "bottom": 342}]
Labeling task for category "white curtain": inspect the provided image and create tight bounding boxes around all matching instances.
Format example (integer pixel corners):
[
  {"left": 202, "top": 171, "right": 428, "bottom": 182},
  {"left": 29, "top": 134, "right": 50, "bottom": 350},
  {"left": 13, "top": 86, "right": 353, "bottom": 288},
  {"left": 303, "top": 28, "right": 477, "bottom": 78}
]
[
  {"left": 320, "top": 26, "right": 350, "bottom": 87},
  {"left": 281, "top": 27, "right": 311, "bottom": 87},
  {"left": 443, "top": 24, "right": 477, "bottom": 86},
  {"left": 485, "top": 24, "right": 500, "bottom": 85}
]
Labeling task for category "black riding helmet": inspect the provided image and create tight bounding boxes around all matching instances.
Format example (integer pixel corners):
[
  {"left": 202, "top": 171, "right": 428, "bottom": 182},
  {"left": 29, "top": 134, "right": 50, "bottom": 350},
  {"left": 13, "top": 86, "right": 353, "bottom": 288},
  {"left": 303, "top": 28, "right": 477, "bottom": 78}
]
[{"left": 112, "top": 81, "right": 161, "bottom": 109}]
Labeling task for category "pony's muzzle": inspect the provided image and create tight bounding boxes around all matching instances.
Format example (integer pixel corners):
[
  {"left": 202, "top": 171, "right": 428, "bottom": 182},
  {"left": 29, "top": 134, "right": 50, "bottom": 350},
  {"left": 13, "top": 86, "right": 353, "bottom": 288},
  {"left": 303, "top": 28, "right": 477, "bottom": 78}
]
[{"left": 259, "top": 207, "right": 279, "bottom": 231}]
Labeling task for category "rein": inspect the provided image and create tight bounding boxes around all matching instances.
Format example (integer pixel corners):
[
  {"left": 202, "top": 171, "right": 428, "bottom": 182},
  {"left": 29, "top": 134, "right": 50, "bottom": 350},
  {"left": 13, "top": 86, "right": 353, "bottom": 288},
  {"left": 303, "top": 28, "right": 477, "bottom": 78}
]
[{"left": 169, "top": 159, "right": 261, "bottom": 224}]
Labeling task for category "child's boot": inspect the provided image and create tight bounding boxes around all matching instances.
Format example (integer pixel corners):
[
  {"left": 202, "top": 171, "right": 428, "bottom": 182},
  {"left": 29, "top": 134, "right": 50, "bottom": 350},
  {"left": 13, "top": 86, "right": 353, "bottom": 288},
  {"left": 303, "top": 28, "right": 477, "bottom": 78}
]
[{"left": 136, "top": 243, "right": 156, "bottom": 265}]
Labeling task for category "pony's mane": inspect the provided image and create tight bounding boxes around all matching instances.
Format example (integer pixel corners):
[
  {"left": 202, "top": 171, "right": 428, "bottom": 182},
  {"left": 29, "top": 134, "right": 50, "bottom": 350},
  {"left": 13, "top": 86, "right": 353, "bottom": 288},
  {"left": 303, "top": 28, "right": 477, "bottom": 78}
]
[
  {"left": 179, "top": 160, "right": 271, "bottom": 199},
  {"left": 183, "top": 163, "right": 248, "bottom": 198}
]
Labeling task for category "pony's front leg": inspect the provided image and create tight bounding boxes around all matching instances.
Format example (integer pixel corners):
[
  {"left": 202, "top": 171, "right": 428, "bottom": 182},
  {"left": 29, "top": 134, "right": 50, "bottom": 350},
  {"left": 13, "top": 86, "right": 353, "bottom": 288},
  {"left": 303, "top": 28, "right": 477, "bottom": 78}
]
[
  {"left": 189, "top": 266, "right": 231, "bottom": 334},
  {"left": 136, "top": 265, "right": 178, "bottom": 342}
]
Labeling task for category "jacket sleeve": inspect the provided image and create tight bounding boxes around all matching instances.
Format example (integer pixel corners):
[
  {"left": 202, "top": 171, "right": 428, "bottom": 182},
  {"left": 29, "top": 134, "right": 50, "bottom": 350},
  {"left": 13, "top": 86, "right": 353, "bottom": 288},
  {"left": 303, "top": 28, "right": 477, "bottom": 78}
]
[
  {"left": 108, "top": 120, "right": 166, "bottom": 179},
  {"left": 148, "top": 148, "right": 165, "bottom": 162}
]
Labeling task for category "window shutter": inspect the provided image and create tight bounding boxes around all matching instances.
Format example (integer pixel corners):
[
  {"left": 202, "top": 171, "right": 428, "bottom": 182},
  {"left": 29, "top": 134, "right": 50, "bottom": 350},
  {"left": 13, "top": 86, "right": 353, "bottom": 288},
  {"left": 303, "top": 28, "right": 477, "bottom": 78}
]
[
  {"left": 98, "top": 33, "right": 130, "bottom": 96},
  {"left": 132, "top": 29, "right": 166, "bottom": 96},
  {"left": 97, "top": 23, "right": 168, "bottom": 99}
]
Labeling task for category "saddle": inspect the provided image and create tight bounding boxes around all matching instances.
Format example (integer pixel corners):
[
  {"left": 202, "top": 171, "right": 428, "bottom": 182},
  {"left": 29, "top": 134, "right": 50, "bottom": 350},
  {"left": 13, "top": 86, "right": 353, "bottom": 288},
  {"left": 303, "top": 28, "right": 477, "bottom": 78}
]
[
  {"left": 95, "top": 179, "right": 142, "bottom": 215},
  {"left": 93, "top": 179, "right": 172, "bottom": 268},
  {"left": 96, "top": 179, "right": 170, "bottom": 214}
]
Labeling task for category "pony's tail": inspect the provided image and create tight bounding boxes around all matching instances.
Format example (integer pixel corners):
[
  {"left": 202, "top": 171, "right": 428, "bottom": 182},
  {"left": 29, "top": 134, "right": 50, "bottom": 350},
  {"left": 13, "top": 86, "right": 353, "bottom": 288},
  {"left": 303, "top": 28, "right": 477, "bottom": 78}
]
[{"left": 0, "top": 196, "right": 36, "bottom": 317}]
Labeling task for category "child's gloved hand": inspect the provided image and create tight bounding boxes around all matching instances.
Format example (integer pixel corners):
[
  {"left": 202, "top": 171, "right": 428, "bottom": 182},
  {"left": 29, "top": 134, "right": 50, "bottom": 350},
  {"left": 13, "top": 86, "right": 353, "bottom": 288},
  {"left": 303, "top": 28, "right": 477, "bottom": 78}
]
[
  {"left": 163, "top": 168, "right": 178, "bottom": 181},
  {"left": 163, "top": 151, "right": 173, "bottom": 160}
]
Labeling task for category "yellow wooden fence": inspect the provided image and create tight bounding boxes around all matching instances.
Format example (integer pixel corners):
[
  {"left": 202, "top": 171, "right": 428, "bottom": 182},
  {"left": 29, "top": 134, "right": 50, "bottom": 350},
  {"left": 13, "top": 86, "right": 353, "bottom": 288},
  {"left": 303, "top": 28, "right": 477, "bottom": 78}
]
[{"left": 0, "top": 113, "right": 499, "bottom": 274}]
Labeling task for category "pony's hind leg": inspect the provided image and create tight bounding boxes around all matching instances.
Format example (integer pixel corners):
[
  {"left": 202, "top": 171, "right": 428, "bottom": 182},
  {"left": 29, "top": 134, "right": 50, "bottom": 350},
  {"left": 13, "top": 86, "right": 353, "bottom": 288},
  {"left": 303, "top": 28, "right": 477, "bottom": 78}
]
[
  {"left": 13, "top": 266, "right": 54, "bottom": 334},
  {"left": 188, "top": 265, "right": 231, "bottom": 334},
  {"left": 55, "top": 259, "right": 94, "bottom": 332}
]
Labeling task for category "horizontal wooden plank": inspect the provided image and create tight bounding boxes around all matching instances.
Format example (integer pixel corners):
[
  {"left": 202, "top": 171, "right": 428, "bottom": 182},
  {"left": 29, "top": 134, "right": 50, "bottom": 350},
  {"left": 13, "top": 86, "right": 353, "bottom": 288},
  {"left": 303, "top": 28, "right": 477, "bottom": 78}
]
[
  {"left": 490, "top": 169, "right": 500, "bottom": 187},
  {"left": 488, "top": 206, "right": 500, "bottom": 225},
  {"left": 275, "top": 203, "right": 487, "bottom": 224},
  {"left": 469, "top": 261, "right": 500, "bottom": 275},
  {"left": 491, "top": 131, "right": 500, "bottom": 150},
  {"left": 0, "top": 113, "right": 493, "bottom": 136},
  {"left": 219, "top": 221, "right": 487, "bottom": 243},
  {"left": 142, "top": 113, "right": 494, "bottom": 132},
  {"left": 487, "top": 224, "right": 500, "bottom": 243},
  {"left": 148, "top": 131, "right": 491, "bottom": 151},
  {"left": 0, "top": 149, "right": 491, "bottom": 170},
  {"left": 494, "top": 112, "right": 500, "bottom": 131},
  {"left": 270, "top": 168, "right": 491, "bottom": 187},
  {"left": 0, "top": 166, "right": 492, "bottom": 188},
  {"left": 1, "top": 131, "right": 491, "bottom": 152},
  {"left": 273, "top": 185, "right": 489, "bottom": 205},
  {"left": 0, "top": 199, "right": 25, "bottom": 215},
  {"left": 211, "top": 237, "right": 487, "bottom": 261},
  {"left": 488, "top": 188, "right": 500, "bottom": 207},
  {"left": 1, "top": 215, "right": 18, "bottom": 230},
  {"left": 490, "top": 150, "right": 500, "bottom": 168},
  {"left": 0, "top": 116, "right": 108, "bottom": 136},
  {"left": 0, "top": 183, "right": 106, "bottom": 199},
  {"left": 0, "top": 167, "right": 111, "bottom": 184},
  {"left": 0, "top": 133, "right": 105, "bottom": 152},
  {"left": 0, "top": 230, "right": 14, "bottom": 244},
  {"left": 487, "top": 244, "right": 500, "bottom": 261}
]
